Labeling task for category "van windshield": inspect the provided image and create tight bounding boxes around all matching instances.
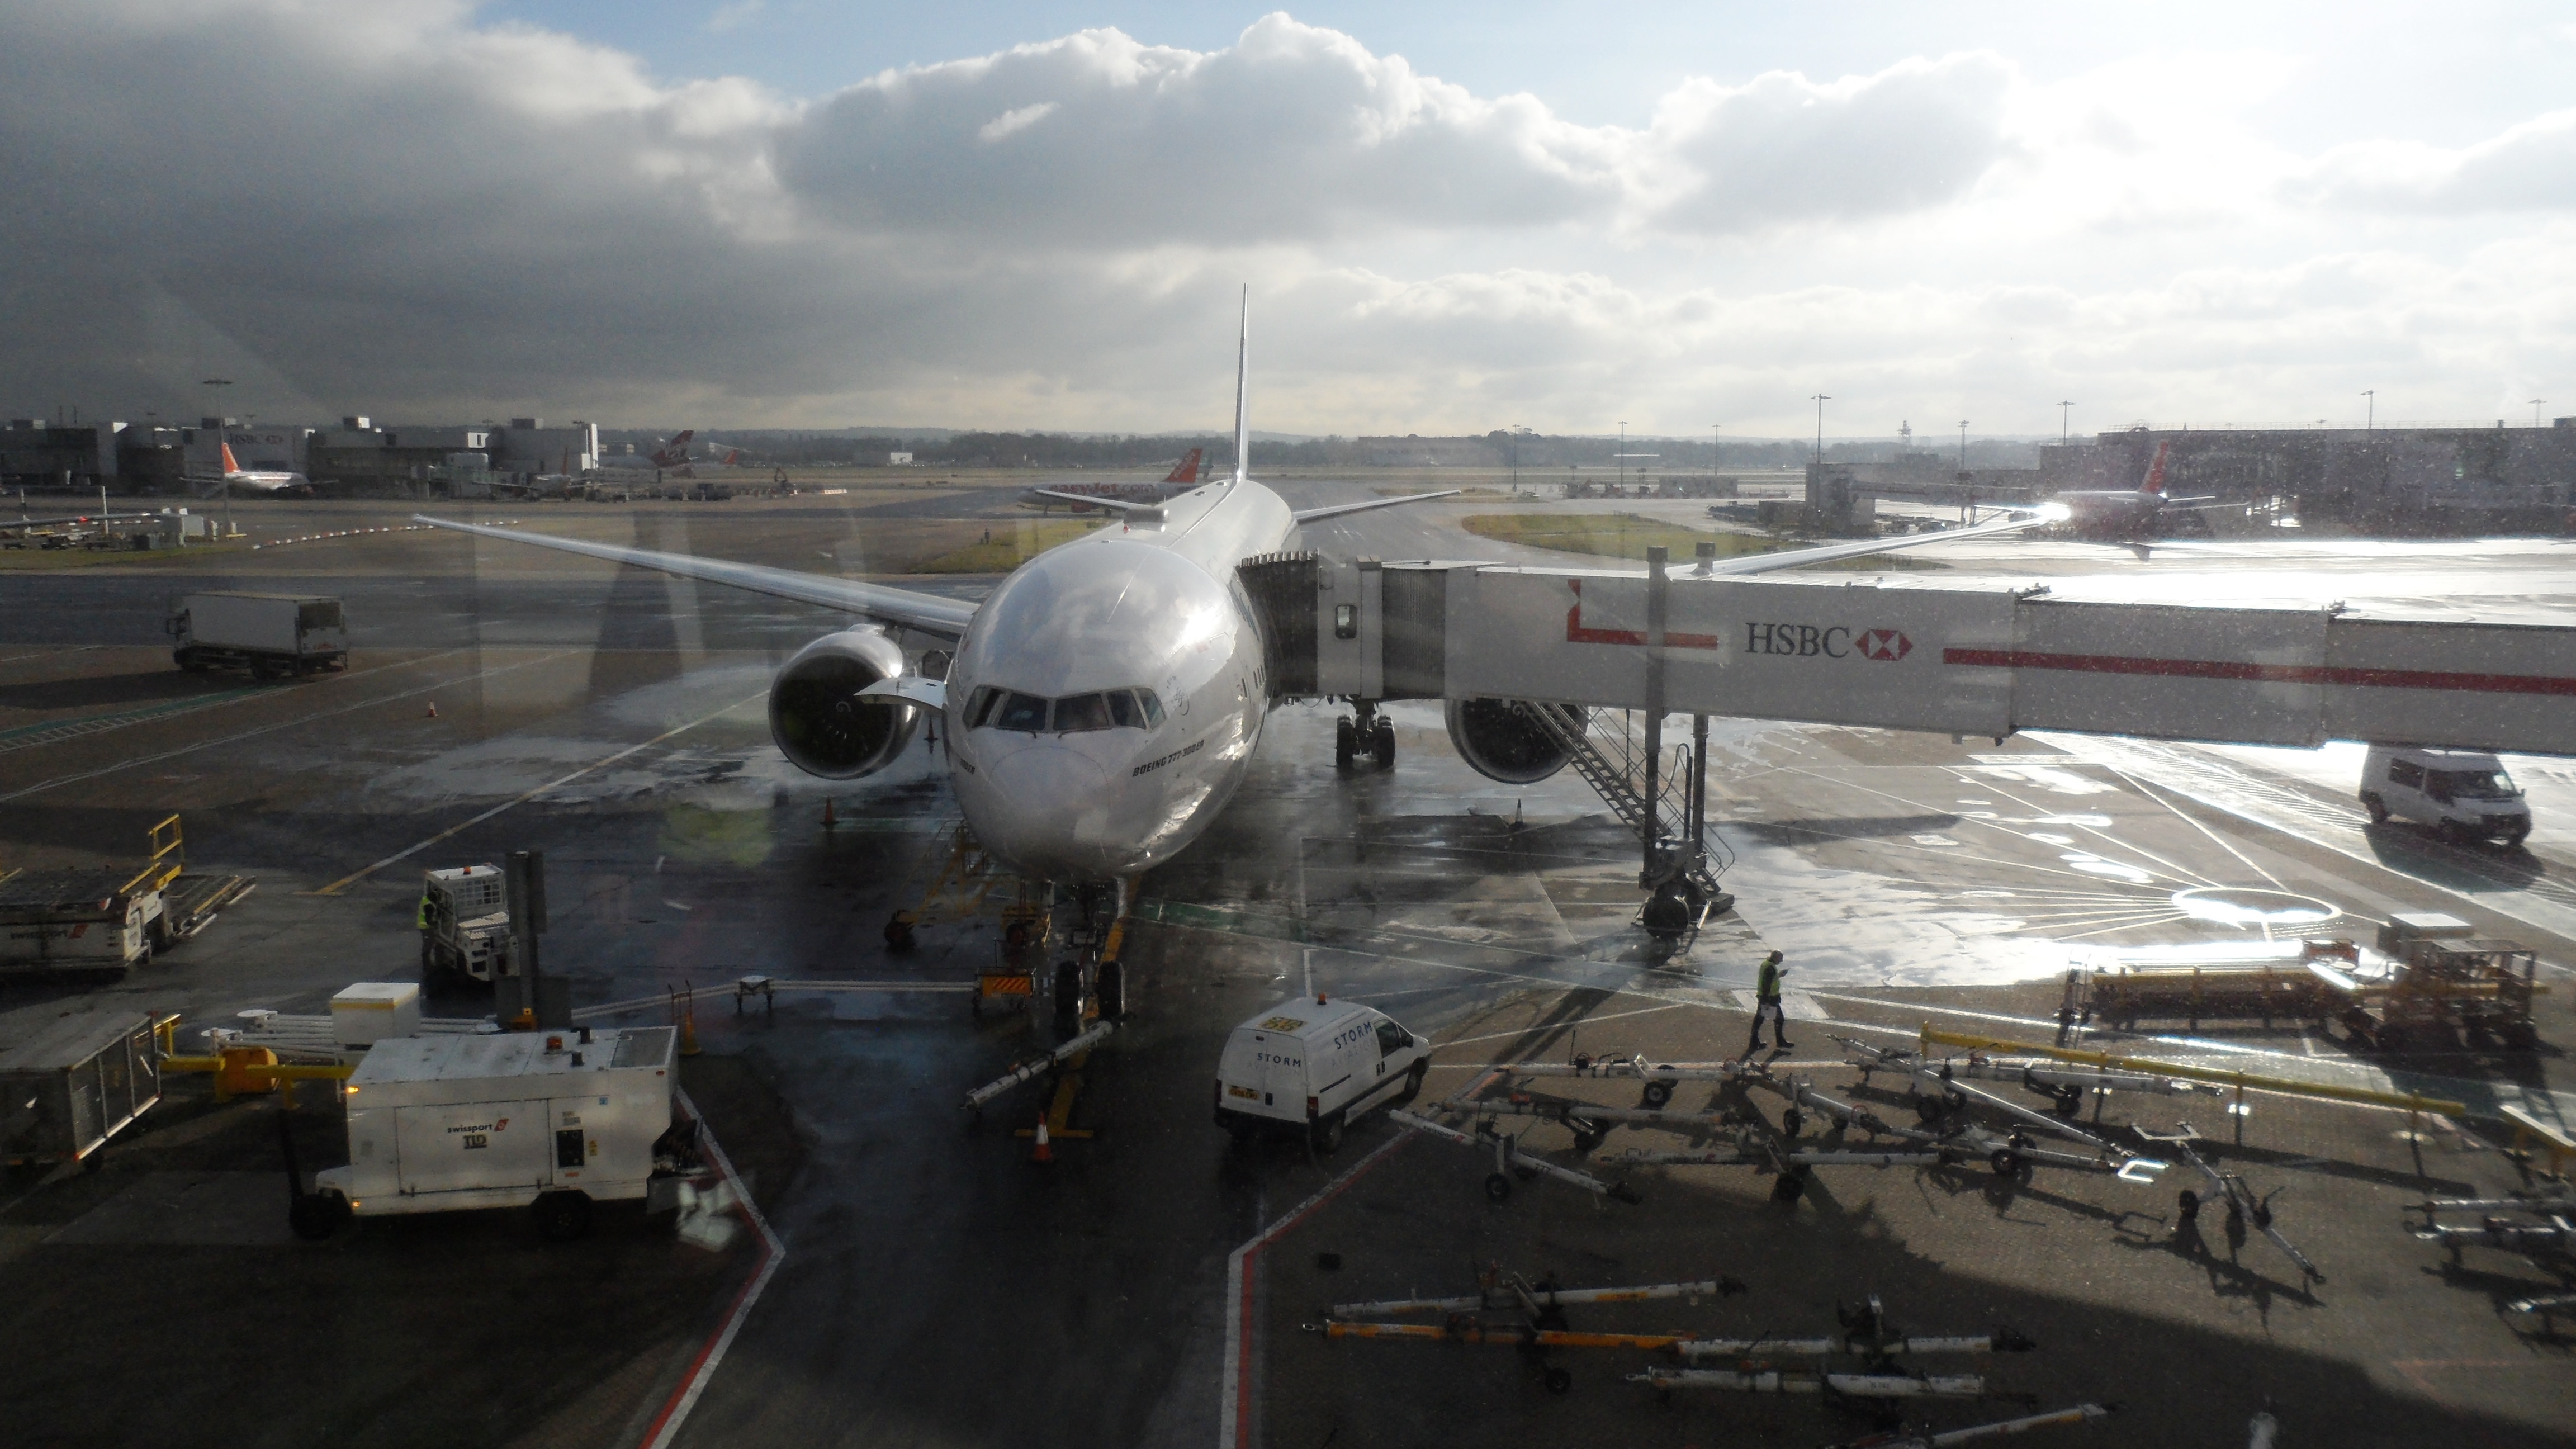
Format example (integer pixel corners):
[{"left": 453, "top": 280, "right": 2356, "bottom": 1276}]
[{"left": 2430, "top": 768, "right": 2521, "bottom": 800}]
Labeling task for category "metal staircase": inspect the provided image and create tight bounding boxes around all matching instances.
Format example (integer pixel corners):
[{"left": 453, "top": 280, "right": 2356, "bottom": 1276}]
[{"left": 1509, "top": 702, "right": 1732, "bottom": 903}]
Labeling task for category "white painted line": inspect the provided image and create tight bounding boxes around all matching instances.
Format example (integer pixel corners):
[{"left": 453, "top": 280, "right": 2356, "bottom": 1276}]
[{"left": 639, "top": 1086, "right": 784, "bottom": 1449}]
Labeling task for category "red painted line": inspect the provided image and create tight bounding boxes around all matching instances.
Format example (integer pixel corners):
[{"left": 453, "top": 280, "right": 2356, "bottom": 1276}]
[
  {"left": 1562, "top": 580, "right": 1718, "bottom": 650},
  {"left": 637, "top": 1087, "right": 784, "bottom": 1449},
  {"left": 1943, "top": 647, "right": 2576, "bottom": 697}
]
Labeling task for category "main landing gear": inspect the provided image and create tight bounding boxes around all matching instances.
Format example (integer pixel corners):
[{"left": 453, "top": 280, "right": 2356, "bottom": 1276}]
[{"left": 1334, "top": 701, "right": 1394, "bottom": 773}]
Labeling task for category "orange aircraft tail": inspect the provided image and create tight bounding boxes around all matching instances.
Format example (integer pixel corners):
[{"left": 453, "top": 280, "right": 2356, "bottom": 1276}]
[
  {"left": 220, "top": 439, "right": 242, "bottom": 474},
  {"left": 2140, "top": 440, "right": 2172, "bottom": 495},
  {"left": 1162, "top": 448, "right": 1204, "bottom": 485}
]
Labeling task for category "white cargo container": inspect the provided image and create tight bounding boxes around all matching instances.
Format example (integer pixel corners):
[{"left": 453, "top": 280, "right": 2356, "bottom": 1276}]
[
  {"left": 330, "top": 982, "right": 422, "bottom": 1047},
  {"left": 313, "top": 1024, "right": 676, "bottom": 1240},
  {"left": 1213, "top": 995, "right": 1429, "bottom": 1151},
  {"left": 0, "top": 869, "right": 163, "bottom": 975},
  {"left": 167, "top": 591, "right": 347, "bottom": 679}
]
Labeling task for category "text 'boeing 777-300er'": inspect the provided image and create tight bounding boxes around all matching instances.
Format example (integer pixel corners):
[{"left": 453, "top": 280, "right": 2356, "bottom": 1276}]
[{"left": 421, "top": 293, "right": 2047, "bottom": 907}]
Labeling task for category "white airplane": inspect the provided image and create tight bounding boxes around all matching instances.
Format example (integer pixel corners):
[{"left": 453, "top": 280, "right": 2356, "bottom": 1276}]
[
  {"left": 421, "top": 295, "right": 2043, "bottom": 902},
  {"left": 195, "top": 439, "right": 311, "bottom": 496},
  {"left": 593, "top": 430, "right": 740, "bottom": 475},
  {"left": 1020, "top": 447, "right": 1207, "bottom": 512}
]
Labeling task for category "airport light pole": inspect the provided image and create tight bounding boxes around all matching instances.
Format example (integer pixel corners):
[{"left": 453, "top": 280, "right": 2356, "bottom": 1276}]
[
  {"left": 2534, "top": 399, "right": 2547, "bottom": 428},
  {"left": 2058, "top": 400, "right": 2073, "bottom": 443},
  {"left": 1810, "top": 395, "right": 1829, "bottom": 463},
  {"left": 200, "top": 378, "right": 233, "bottom": 539},
  {"left": 1958, "top": 420, "right": 1969, "bottom": 474},
  {"left": 1618, "top": 421, "right": 1626, "bottom": 495},
  {"left": 1710, "top": 423, "right": 1720, "bottom": 488},
  {"left": 2361, "top": 390, "right": 2375, "bottom": 431}
]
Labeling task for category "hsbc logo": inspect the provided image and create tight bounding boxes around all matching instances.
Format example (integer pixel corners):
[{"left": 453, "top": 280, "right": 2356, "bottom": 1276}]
[
  {"left": 1857, "top": 628, "right": 1911, "bottom": 661},
  {"left": 1744, "top": 623, "right": 1912, "bottom": 661}
]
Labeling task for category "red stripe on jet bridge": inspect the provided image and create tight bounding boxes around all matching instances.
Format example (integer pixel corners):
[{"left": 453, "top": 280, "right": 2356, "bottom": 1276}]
[
  {"left": 1563, "top": 581, "right": 1719, "bottom": 650},
  {"left": 1942, "top": 648, "right": 2576, "bottom": 697}
]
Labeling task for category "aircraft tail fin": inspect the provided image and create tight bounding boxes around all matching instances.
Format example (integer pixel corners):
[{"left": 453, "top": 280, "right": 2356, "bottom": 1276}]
[
  {"left": 2141, "top": 440, "right": 2172, "bottom": 495},
  {"left": 1231, "top": 286, "right": 1249, "bottom": 485},
  {"left": 220, "top": 440, "right": 240, "bottom": 475},
  {"left": 1163, "top": 447, "right": 1203, "bottom": 485}
]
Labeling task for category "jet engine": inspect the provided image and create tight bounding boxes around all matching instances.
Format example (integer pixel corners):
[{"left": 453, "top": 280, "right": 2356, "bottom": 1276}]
[
  {"left": 768, "top": 627, "right": 918, "bottom": 779},
  {"left": 1444, "top": 697, "right": 1577, "bottom": 785}
]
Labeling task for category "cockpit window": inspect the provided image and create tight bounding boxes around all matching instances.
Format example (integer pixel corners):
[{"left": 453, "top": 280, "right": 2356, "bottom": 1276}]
[{"left": 968, "top": 686, "right": 1163, "bottom": 732}]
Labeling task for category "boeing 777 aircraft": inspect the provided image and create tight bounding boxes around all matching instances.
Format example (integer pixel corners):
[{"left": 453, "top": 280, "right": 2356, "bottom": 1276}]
[
  {"left": 2049, "top": 441, "right": 2232, "bottom": 539},
  {"left": 424, "top": 296, "right": 2043, "bottom": 906}
]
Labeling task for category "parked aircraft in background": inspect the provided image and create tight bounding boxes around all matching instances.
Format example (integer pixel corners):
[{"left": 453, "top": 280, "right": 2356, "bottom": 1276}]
[
  {"left": 1021, "top": 448, "right": 1205, "bottom": 512},
  {"left": 193, "top": 440, "right": 312, "bottom": 496},
  {"left": 2048, "top": 441, "right": 2234, "bottom": 539},
  {"left": 594, "top": 430, "right": 740, "bottom": 475}
]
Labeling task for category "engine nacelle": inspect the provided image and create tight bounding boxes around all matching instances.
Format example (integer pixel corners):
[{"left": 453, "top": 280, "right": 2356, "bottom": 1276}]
[
  {"left": 769, "top": 627, "right": 918, "bottom": 779},
  {"left": 1445, "top": 697, "right": 1576, "bottom": 785}
]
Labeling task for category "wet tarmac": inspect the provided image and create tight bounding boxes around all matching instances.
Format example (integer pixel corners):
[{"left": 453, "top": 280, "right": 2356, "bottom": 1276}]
[{"left": 2, "top": 494, "right": 2572, "bottom": 1448}]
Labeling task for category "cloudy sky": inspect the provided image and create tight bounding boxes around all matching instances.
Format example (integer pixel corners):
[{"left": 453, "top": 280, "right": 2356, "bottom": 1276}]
[{"left": 4, "top": 2, "right": 2573, "bottom": 437}]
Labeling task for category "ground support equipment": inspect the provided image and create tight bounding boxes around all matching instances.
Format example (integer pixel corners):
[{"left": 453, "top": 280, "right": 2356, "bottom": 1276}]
[
  {"left": 1390, "top": 1108, "right": 1642, "bottom": 1204},
  {"left": 1840, "top": 1039, "right": 2134, "bottom": 1161},
  {"left": 1817, "top": 1401, "right": 2114, "bottom": 1448},
  {"left": 2407, "top": 1187, "right": 2572, "bottom": 1271},
  {"left": 1331, "top": 1270, "right": 1744, "bottom": 1319},
  {"left": 963, "top": 1020, "right": 1117, "bottom": 1114},
  {"left": 2140, "top": 1124, "right": 2325, "bottom": 1285},
  {"left": 1500, "top": 1053, "right": 1753, "bottom": 1109}
]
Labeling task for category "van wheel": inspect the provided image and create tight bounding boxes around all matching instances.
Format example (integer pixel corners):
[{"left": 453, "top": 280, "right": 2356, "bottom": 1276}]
[
  {"left": 1396, "top": 1060, "right": 1427, "bottom": 1102},
  {"left": 2361, "top": 793, "right": 2388, "bottom": 825},
  {"left": 533, "top": 1190, "right": 594, "bottom": 1243},
  {"left": 288, "top": 1192, "right": 351, "bottom": 1241},
  {"left": 1483, "top": 1172, "right": 1513, "bottom": 1204},
  {"left": 1311, "top": 1113, "right": 1344, "bottom": 1154},
  {"left": 2439, "top": 820, "right": 2472, "bottom": 846}
]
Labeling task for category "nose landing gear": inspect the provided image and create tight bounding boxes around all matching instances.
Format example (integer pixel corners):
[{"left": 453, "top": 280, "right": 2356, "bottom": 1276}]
[{"left": 1334, "top": 700, "right": 1395, "bottom": 773}]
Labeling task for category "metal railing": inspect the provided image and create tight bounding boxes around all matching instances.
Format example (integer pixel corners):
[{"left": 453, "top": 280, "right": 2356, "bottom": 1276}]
[{"left": 1510, "top": 703, "right": 1733, "bottom": 891}]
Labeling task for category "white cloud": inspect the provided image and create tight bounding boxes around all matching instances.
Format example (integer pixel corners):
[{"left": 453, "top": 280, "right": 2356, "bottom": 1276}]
[
  {"left": 2291, "top": 108, "right": 2576, "bottom": 212},
  {"left": 0, "top": 4, "right": 2569, "bottom": 434}
]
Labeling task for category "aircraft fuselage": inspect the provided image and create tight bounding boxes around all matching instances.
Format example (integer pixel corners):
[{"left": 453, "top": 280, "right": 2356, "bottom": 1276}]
[{"left": 945, "top": 477, "right": 1295, "bottom": 883}]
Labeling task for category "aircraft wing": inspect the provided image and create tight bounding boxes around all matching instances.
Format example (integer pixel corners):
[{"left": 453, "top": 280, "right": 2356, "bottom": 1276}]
[
  {"left": 1031, "top": 489, "right": 1150, "bottom": 512},
  {"left": 1292, "top": 490, "right": 1462, "bottom": 524},
  {"left": 3, "top": 511, "right": 158, "bottom": 529},
  {"left": 1700, "top": 509, "right": 2049, "bottom": 575},
  {"left": 415, "top": 515, "right": 977, "bottom": 639}
]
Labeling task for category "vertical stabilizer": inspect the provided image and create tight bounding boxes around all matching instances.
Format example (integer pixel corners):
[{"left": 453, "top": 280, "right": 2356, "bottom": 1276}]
[
  {"left": 220, "top": 439, "right": 241, "bottom": 475},
  {"left": 1232, "top": 286, "right": 1249, "bottom": 485},
  {"left": 2141, "top": 440, "right": 2171, "bottom": 495}
]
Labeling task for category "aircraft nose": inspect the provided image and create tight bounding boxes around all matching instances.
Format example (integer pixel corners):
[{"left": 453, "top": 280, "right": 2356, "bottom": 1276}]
[{"left": 970, "top": 744, "right": 1120, "bottom": 877}]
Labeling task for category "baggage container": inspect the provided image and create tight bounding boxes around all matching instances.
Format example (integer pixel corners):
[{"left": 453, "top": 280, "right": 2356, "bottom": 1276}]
[{"left": 0, "top": 1010, "right": 163, "bottom": 1164}]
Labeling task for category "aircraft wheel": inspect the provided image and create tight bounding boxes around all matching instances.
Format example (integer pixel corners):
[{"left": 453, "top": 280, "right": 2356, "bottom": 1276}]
[
  {"left": 1334, "top": 717, "right": 1355, "bottom": 771},
  {"left": 1373, "top": 717, "right": 1395, "bottom": 767},
  {"left": 1096, "top": 959, "right": 1126, "bottom": 1022},
  {"left": 1052, "top": 962, "right": 1085, "bottom": 1031}
]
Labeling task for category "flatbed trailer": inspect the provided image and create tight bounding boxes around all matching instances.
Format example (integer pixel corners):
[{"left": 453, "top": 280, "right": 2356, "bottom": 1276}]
[{"left": 2077, "top": 943, "right": 2360, "bottom": 1032}]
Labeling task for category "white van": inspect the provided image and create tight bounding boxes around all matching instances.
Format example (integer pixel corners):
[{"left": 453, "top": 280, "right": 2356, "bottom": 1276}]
[
  {"left": 1214, "top": 995, "right": 1431, "bottom": 1150},
  {"left": 2361, "top": 746, "right": 2531, "bottom": 847}
]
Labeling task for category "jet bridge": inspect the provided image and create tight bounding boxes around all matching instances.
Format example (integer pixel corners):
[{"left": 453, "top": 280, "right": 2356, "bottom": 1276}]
[
  {"left": 1278, "top": 553, "right": 2576, "bottom": 755},
  {"left": 1248, "top": 548, "right": 2576, "bottom": 900}
]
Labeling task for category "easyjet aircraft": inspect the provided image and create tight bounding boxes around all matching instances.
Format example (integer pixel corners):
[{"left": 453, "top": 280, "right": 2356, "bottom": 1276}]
[
  {"left": 1020, "top": 448, "right": 1207, "bottom": 512},
  {"left": 2049, "top": 441, "right": 2231, "bottom": 539}
]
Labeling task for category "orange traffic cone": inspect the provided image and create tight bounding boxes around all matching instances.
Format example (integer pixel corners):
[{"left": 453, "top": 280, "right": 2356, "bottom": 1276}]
[
  {"left": 425, "top": 700, "right": 438, "bottom": 718},
  {"left": 1031, "top": 1116, "right": 1053, "bottom": 1164}
]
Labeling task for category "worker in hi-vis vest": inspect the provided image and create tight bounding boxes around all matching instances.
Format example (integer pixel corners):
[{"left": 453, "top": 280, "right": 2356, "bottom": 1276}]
[{"left": 1745, "top": 950, "right": 1792, "bottom": 1054}]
